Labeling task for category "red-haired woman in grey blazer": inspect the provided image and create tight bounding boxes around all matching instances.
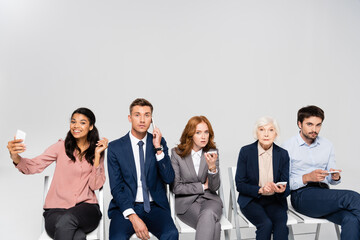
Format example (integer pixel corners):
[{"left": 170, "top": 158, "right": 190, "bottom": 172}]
[{"left": 171, "top": 116, "right": 223, "bottom": 240}]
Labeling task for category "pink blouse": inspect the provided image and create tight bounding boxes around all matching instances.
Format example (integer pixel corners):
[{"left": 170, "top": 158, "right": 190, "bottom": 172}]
[{"left": 16, "top": 139, "right": 106, "bottom": 209}]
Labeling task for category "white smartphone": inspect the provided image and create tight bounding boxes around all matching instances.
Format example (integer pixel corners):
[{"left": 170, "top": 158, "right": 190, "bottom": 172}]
[
  {"left": 151, "top": 117, "right": 156, "bottom": 130},
  {"left": 276, "top": 181, "right": 287, "bottom": 186},
  {"left": 327, "top": 170, "right": 340, "bottom": 174},
  {"left": 207, "top": 151, "right": 218, "bottom": 155},
  {"left": 16, "top": 129, "right": 26, "bottom": 143}
]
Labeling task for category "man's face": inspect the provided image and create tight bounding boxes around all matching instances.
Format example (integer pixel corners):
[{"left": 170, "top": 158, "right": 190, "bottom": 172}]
[
  {"left": 128, "top": 105, "right": 152, "bottom": 137},
  {"left": 298, "top": 116, "right": 323, "bottom": 143}
]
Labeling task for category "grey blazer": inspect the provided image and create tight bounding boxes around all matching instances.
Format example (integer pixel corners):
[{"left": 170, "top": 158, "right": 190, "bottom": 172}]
[{"left": 170, "top": 147, "right": 223, "bottom": 215}]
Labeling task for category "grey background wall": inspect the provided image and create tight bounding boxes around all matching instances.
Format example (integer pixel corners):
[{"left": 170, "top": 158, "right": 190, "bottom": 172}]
[{"left": 1, "top": 0, "right": 360, "bottom": 239}]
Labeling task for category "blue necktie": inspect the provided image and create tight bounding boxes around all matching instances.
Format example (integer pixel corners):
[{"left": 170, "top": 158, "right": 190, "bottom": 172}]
[{"left": 138, "top": 141, "right": 151, "bottom": 213}]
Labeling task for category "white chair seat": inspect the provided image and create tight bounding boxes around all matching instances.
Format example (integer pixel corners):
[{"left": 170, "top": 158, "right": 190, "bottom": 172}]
[{"left": 169, "top": 182, "right": 232, "bottom": 239}]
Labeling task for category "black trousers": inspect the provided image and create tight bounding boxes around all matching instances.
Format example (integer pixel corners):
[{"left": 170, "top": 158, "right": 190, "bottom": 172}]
[{"left": 43, "top": 202, "right": 102, "bottom": 240}]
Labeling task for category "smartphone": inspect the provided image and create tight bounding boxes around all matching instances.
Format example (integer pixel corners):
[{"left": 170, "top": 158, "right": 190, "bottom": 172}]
[
  {"left": 151, "top": 117, "right": 156, "bottom": 130},
  {"left": 276, "top": 181, "right": 287, "bottom": 186},
  {"left": 327, "top": 170, "right": 340, "bottom": 174},
  {"left": 16, "top": 129, "right": 26, "bottom": 143},
  {"left": 207, "top": 151, "right": 218, "bottom": 156}
]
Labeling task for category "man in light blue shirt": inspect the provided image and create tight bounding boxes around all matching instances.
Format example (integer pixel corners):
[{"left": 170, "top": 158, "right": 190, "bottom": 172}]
[{"left": 283, "top": 105, "right": 360, "bottom": 239}]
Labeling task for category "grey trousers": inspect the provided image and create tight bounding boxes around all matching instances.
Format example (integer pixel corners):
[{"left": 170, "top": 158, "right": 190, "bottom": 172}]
[{"left": 177, "top": 196, "right": 222, "bottom": 240}]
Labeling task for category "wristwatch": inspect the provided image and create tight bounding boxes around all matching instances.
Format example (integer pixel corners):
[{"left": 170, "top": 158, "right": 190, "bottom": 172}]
[{"left": 154, "top": 146, "right": 163, "bottom": 152}]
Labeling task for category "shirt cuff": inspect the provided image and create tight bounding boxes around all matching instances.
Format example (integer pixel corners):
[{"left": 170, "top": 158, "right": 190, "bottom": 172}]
[
  {"left": 208, "top": 169, "right": 218, "bottom": 174},
  {"left": 123, "top": 208, "right": 135, "bottom": 219},
  {"left": 155, "top": 152, "right": 165, "bottom": 161}
]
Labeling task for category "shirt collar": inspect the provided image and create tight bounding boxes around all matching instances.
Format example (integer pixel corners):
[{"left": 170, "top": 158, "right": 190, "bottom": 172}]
[
  {"left": 191, "top": 149, "right": 202, "bottom": 158},
  {"left": 296, "top": 132, "right": 320, "bottom": 147},
  {"left": 257, "top": 142, "right": 273, "bottom": 156},
  {"left": 129, "top": 131, "right": 147, "bottom": 145}
]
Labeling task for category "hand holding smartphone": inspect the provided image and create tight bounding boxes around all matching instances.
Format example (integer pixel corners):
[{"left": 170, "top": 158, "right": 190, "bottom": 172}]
[{"left": 206, "top": 151, "right": 218, "bottom": 157}]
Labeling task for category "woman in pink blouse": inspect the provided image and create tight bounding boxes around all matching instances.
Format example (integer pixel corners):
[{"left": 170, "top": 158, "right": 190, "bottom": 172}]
[{"left": 7, "top": 108, "right": 108, "bottom": 240}]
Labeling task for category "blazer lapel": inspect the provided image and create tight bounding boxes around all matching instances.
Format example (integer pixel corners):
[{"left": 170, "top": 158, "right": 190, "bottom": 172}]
[
  {"left": 145, "top": 132, "right": 153, "bottom": 177},
  {"left": 272, "top": 144, "right": 280, "bottom": 181},
  {"left": 251, "top": 141, "right": 260, "bottom": 184},
  {"left": 198, "top": 153, "right": 207, "bottom": 181},
  {"left": 124, "top": 133, "right": 137, "bottom": 183},
  {"left": 184, "top": 154, "right": 198, "bottom": 181}
]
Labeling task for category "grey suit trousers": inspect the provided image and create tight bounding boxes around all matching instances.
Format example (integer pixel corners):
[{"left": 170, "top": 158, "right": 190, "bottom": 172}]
[{"left": 177, "top": 195, "right": 222, "bottom": 240}]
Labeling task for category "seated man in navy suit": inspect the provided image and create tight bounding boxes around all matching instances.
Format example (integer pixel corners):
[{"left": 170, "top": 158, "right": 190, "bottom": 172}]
[{"left": 107, "top": 98, "right": 178, "bottom": 240}]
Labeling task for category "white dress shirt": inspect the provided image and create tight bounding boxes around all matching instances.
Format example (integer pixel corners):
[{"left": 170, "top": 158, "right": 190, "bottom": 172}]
[{"left": 191, "top": 149, "right": 202, "bottom": 175}]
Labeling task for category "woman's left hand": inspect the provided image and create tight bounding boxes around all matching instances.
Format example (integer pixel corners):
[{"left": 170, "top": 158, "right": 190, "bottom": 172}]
[
  {"left": 95, "top": 137, "right": 109, "bottom": 155},
  {"left": 204, "top": 152, "right": 217, "bottom": 171}
]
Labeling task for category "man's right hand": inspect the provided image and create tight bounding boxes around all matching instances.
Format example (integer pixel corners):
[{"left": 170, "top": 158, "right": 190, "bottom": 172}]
[
  {"left": 303, "top": 169, "right": 328, "bottom": 183},
  {"left": 128, "top": 214, "right": 150, "bottom": 240}
]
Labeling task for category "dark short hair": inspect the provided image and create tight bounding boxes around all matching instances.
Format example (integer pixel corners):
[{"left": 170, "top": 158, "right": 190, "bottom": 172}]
[
  {"left": 129, "top": 98, "right": 153, "bottom": 114},
  {"left": 297, "top": 105, "right": 325, "bottom": 123}
]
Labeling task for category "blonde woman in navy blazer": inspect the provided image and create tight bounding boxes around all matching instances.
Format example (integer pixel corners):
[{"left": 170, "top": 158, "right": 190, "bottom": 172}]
[{"left": 235, "top": 117, "right": 290, "bottom": 240}]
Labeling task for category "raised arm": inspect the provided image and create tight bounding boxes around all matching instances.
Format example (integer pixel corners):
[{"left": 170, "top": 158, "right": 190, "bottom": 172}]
[
  {"left": 204, "top": 151, "right": 220, "bottom": 192},
  {"left": 7, "top": 138, "right": 58, "bottom": 174},
  {"left": 155, "top": 138, "right": 175, "bottom": 184},
  {"left": 88, "top": 138, "right": 108, "bottom": 190}
]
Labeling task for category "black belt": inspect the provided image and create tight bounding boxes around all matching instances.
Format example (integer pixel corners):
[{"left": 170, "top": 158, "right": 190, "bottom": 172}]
[
  {"left": 293, "top": 182, "right": 329, "bottom": 193},
  {"left": 306, "top": 182, "right": 329, "bottom": 189}
]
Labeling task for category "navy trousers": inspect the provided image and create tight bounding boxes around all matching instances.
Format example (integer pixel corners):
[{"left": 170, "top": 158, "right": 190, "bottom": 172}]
[
  {"left": 240, "top": 195, "right": 288, "bottom": 240},
  {"left": 109, "top": 203, "right": 178, "bottom": 240},
  {"left": 291, "top": 186, "right": 360, "bottom": 240}
]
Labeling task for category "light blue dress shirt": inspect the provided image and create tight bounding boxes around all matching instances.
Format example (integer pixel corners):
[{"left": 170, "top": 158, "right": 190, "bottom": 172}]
[{"left": 282, "top": 133, "right": 341, "bottom": 190}]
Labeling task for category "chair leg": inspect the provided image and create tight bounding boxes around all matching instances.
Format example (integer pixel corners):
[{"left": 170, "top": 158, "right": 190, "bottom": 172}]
[
  {"left": 334, "top": 224, "right": 341, "bottom": 240},
  {"left": 228, "top": 170, "right": 241, "bottom": 240},
  {"left": 224, "top": 229, "right": 230, "bottom": 240},
  {"left": 314, "top": 223, "right": 321, "bottom": 240},
  {"left": 288, "top": 225, "right": 295, "bottom": 240}
]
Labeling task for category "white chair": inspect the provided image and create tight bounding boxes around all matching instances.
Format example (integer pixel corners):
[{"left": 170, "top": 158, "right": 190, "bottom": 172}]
[
  {"left": 287, "top": 200, "right": 341, "bottom": 240},
  {"left": 169, "top": 180, "right": 233, "bottom": 240},
  {"left": 39, "top": 175, "right": 105, "bottom": 240},
  {"left": 228, "top": 167, "right": 297, "bottom": 240}
]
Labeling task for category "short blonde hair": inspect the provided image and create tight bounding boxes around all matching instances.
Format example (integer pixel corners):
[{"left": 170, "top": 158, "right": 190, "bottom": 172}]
[{"left": 253, "top": 116, "right": 280, "bottom": 140}]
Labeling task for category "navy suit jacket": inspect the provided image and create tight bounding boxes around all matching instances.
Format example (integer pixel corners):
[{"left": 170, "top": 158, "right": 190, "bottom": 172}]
[
  {"left": 235, "top": 141, "right": 290, "bottom": 209},
  {"left": 107, "top": 132, "right": 175, "bottom": 218}
]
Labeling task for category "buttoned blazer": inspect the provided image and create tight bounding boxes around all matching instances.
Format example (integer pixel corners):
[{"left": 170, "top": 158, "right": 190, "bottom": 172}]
[
  {"left": 170, "top": 148, "right": 222, "bottom": 215},
  {"left": 235, "top": 141, "right": 290, "bottom": 209},
  {"left": 107, "top": 132, "right": 175, "bottom": 218}
]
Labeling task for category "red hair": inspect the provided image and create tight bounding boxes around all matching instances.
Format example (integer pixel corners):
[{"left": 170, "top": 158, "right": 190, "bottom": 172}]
[{"left": 176, "top": 116, "right": 216, "bottom": 158}]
